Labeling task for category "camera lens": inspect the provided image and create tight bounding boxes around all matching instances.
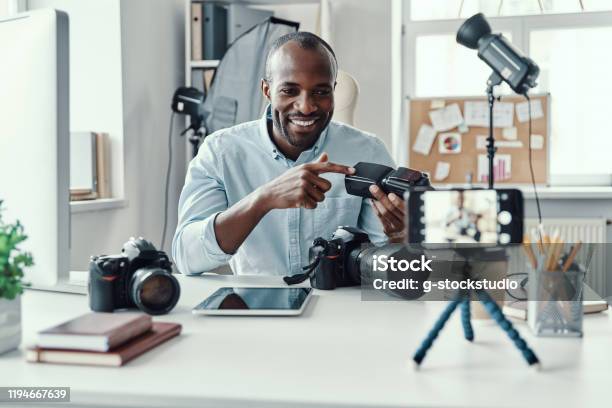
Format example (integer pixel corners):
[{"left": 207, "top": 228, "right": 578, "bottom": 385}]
[{"left": 130, "top": 268, "right": 180, "bottom": 315}]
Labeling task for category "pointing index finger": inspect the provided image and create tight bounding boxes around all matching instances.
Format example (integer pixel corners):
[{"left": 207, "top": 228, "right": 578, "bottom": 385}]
[{"left": 308, "top": 161, "right": 356, "bottom": 175}]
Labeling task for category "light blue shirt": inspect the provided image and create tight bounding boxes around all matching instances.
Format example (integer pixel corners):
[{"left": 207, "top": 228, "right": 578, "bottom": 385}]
[{"left": 172, "top": 108, "right": 395, "bottom": 276}]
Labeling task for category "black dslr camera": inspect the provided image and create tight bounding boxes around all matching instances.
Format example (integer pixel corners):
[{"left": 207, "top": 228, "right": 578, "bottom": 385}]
[
  {"left": 345, "top": 162, "right": 432, "bottom": 199},
  {"left": 89, "top": 237, "right": 181, "bottom": 315},
  {"left": 284, "top": 227, "right": 373, "bottom": 290},
  {"left": 284, "top": 227, "right": 431, "bottom": 294}
]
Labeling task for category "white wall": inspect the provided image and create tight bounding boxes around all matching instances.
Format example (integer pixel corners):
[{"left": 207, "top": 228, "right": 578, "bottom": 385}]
[
  {"left": 28, "top": 0, "right": 185, "bottom": 269},
  {"left": 330, "top": 0, "right": 392, "bottom": 150},
  {"left": 118, "top": 0, "right": 186, "bottom": 259},
  {"left": 28, "top": 0, "right": 125, "bottom": 199}
]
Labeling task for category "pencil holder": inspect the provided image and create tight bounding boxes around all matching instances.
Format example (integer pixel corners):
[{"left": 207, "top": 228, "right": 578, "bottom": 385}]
[{"left": 527, "top": 258, "right": 585, "bottom": 337}]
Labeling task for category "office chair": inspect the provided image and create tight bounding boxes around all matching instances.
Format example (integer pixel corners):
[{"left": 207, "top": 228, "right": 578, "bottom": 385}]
[{"left": 334, "top": 70, "right": 359, "bottom": 126}]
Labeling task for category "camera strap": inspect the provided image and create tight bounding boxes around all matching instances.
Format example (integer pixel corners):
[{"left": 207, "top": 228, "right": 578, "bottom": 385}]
[
  {"left": 283, "top": 256, "right": 321, "bottom": 285},
  {"left": 283, "top": 241, "right": 328, "bottom": 285}
]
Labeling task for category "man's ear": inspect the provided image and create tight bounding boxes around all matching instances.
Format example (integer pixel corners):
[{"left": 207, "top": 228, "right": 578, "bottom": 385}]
[{"left": 261, "top": 78, "right": 271, "bottom": 101}]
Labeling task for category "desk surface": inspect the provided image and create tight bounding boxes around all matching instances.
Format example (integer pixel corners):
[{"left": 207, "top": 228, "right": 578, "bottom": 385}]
[{"left": 2, "top": 274, "right": 612, "bottom": 408}]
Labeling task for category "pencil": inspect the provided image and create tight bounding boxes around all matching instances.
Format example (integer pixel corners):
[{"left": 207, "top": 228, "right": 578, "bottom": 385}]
[
  {"left": 545, "top": 233, "right": 562, "bottom": 271},
  {"left": 562, "top": 241, "right": 582, "bottom": 272},
  {"left": 550, "top": 239, "right": 565, "bottom": 271},
  {"left": 522, "top": 235, "right": 538, "bottom": 269},
  {"left": 531, "top": 228, "right": 544, "bottom": 254}
]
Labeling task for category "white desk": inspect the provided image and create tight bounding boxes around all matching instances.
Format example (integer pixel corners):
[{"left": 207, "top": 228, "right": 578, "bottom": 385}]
[{"left": 2, "top": 274, "right": 612, "bottom": 408}]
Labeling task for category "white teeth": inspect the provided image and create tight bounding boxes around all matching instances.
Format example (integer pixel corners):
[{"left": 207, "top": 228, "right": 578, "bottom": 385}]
[{"left": 290, "top": 119, "right": 316, "bottom": 127}]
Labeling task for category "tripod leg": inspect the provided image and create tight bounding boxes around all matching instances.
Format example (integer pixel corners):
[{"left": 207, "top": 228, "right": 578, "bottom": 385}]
[
  {"left": 476, "top": 289, "right": 540, "bottom": 367},
  {"left": 460, "top": 300, "right": 474, "bottom": 341},
  {"left": 413, "top": 299, "right": 461, "bottom": 367}
]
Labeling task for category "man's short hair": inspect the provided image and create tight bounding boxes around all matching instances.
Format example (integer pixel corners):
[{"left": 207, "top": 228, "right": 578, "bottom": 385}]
[{"left": 264, "top": 31, "right": 338, "bottom": 82}]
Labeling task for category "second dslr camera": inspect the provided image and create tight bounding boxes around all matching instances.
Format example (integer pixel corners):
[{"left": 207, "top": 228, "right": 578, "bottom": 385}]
[{"left": 89, "top": 237, "right": 180, "bottom": 315}]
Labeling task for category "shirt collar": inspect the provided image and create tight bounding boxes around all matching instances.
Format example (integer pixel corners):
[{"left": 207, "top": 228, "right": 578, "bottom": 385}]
[{"left": 258, "top": 105, "right": 329, "bottom": 162}]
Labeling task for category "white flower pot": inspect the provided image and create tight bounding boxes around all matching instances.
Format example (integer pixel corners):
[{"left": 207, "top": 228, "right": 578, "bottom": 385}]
[{"left": 0, "top": 295, "right": 21, "bottom": 355}]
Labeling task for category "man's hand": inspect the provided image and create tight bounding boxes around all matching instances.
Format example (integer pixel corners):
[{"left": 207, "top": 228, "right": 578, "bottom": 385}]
[
  {"left": 258, "top": 152, "right": 355, "bottom": 210},
  {"left": 369, "top": 185, "right": 406, "bottom": 243}
]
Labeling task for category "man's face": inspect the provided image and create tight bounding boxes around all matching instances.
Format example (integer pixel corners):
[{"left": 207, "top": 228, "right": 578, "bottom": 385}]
[{"left": 262, "top": 42, "right": 336, "bottom": 149}]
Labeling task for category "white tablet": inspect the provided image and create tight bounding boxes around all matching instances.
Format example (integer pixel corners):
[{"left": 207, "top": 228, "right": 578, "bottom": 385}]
[{"left": 192, "top": 287, "right": 313, "bottom": 316}]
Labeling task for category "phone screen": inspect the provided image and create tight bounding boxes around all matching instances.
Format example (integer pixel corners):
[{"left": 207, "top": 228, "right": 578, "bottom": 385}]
[{"left": 408, "top": 189, "right": 523, "bottom": 244}]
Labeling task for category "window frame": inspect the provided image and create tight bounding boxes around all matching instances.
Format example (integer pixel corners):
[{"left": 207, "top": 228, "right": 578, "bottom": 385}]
[{"left": 399, "top": 0, "right": 612, "bottom": 185}]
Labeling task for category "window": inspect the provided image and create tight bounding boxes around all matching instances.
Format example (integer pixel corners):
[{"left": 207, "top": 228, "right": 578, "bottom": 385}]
[
  {"left": 404, "top": 1, "right": 612, "bottom": 181},
  {"left": 415, "top": 33, "right": 513, "bottom": 97},
  {"left": 410, "top": 0, "right": 611, "bottom": 21},
  {"left": 530, "top": 27, "right": 612, "bottom": 175}
]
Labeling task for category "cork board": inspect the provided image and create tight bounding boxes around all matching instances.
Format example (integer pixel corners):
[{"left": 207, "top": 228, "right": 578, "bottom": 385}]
[{"left": 408, "top": 94, "right": 549, "bottom": 185}]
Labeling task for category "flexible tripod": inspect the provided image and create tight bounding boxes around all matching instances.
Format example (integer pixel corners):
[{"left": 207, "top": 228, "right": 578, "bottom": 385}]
[{"left": 413, "top": 253, "right": 540, "bottom": 368}]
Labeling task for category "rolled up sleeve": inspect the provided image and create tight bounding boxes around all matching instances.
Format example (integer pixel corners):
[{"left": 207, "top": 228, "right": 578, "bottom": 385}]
[{"left": 172, "top": 137, "right": 232, "bottom": 275}]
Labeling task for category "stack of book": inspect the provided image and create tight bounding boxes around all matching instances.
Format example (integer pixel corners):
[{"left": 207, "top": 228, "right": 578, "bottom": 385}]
[{"left": 27, "top": 313, "right": 181, "bottom": 367}]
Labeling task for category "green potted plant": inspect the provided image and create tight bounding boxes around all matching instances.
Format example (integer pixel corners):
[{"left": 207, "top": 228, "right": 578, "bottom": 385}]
[{"left": 0, "top": 200, "right": 32, "bottom": 354}]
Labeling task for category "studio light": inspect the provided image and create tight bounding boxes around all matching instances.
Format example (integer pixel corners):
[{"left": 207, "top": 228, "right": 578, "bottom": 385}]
[
  {"left": 457, "top": 13, "right": 539, "bottom": 95},
  {"left": 456, "top": 13, "right": 541, "bottom": 189}
]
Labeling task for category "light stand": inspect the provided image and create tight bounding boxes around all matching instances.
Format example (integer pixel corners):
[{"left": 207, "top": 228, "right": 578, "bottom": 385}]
[
  {"left": 485, "top": 71, "right": 502, "bottom": 189},
  {"left": 181, "top": 124, "right": 204, "bottom": 159}
]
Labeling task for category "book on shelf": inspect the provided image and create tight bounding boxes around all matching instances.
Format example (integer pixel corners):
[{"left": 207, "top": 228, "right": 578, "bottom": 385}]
[
  {"left": 190, "top": 68, "right": 216, "bottom": 96},
  {"left": 69, "top": 131, "right": 97, "bottom": 198},
  {"left": 203, "top": 68, "right": 215, "bottom": 91},
  {"left": 191, "top": 2, "right": 203, "bottom": 61},
  {"left": 203, "top": 3, "right": 227, "bottom": 60},
  {"left": 95, "top": 132, "right": 110, "bottom": 198},
  {"left": 70, "top": 131, "right": 111, "bottom": 201},
  {"left": 191, "top": 2, "right": 227, "bottom": 62},
  {"left": 37, "top": 312, "right": 152, "bottom": 352},
  {"left": 28, "top": 322, "right": 181, "bottom": 367}
]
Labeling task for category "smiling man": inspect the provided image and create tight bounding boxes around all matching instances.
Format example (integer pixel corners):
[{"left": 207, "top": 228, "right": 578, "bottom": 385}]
[{"left": 172, "top": 32, "right": 405, "bottom": 276}]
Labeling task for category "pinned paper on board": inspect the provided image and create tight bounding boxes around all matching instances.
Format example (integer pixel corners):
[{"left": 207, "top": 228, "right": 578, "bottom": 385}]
[
  {"left": 476, "top": 135, "right": 487, "bottom": 150},
  {"left": 438, "top": 133, "right": 462, "bottom": 154},
  {"left": 464, "top": 101, "right": 488, "bottom": 127},
  {"left": 430, "top": 99, "right": 445, "bottom": 109},
  {"left": 477, "top": 154, "right": 512, "bottom": 182},
  {"left": 412, "top": 124, "right": 437, "bottom": 155},
  {"left": 464, "top": 101, "right": 514, "bottom": 128},
  {"left": 434, "top": 161, "right": 450, "bottom": 181},
  {"left": 476, "top": 135, "right": 522, "bottom": 150},
  {"left": 458, "top": 122, "right": 469, "bottom": 133},
  {"left": 493, "top": 102, "right": 514, "bottom": 128},
  {"left": 429, "top": 103, "right": 464, "bottom": 132},
  {"left": 516, "top": 100, "right": 544, "bottom": 123},
  {"left": 502, "top": 127, "right": 518, "bottom": 140},
  {"left": 530, "top": 134, "right": 544, "bottom": 149},
  {"left": 497, "top": 141, "right": 523, "bottom": 148}
]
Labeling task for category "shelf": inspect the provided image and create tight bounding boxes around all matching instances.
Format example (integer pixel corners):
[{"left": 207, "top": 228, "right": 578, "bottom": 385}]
[
  {"left": 70, "top": 198, "right": 127, "bottom": 214},
  {"left": 190, "top": 60, "right": 220, "bottom": 68}
]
